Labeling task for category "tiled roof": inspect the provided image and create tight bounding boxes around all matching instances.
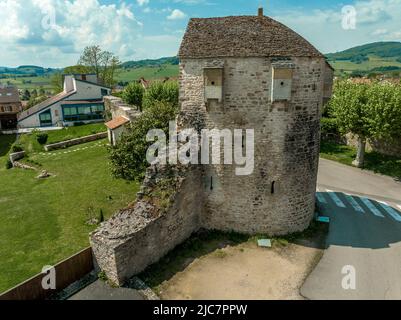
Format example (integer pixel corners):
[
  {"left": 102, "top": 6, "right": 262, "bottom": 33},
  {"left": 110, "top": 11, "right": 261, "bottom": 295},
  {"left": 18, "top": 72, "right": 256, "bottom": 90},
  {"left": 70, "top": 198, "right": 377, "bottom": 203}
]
[
  {"left": 105, "top": 116, "right": 130, "bottom": 130},
  {"left": 0, "top": 87, "right": 21, "bottom": 104},
  {"left": 179, "top": 16, "right": 324, "bottom": 59}
]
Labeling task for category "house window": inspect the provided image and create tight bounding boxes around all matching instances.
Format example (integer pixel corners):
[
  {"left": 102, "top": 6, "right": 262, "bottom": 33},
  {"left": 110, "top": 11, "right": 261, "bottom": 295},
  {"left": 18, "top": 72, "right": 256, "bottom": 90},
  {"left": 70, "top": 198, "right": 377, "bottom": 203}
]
[
  {"left": 101, "top": 89, "right": 108, "bottom": 96},
  {"left": 271, "top": 67, "right": 293, "bottom": 102},
  {"left": 39, "top": 110, "right": 52, "bottom": 127},
  {"left": 62, "top": 104, "right": 105, "bottom": 122},
  {"left": 204, "top": 68, "right": 223, "bottom": 103}
]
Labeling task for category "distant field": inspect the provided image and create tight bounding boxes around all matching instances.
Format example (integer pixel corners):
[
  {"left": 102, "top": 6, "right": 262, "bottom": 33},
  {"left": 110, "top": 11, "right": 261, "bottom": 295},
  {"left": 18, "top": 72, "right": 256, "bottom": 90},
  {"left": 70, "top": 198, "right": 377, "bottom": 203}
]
[
  {"left": 329, "top": 55, "right": 401, "bottom": 74},
  {"left": 116, "top": 65, "right": 179, "bottom": 82},
  {"left": 0, "top": 65, "right": 180, "bottom": 92},
  {"left": 0, "top": 75, "right": 54, "bottom": 91}
]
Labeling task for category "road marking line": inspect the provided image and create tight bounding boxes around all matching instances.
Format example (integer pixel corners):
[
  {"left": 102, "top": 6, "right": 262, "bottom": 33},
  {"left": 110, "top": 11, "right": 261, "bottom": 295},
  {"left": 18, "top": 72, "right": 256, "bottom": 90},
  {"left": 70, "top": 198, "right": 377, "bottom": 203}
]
[
  {"left": 344, "top": 195, "right": 365, "bottom": 213},
  {"left": 316, "top": 193, "right": 327, "bottom": 204},
  {"left": 326, "top": 190, "right": 346, "bottom": 208},
  {"left": 360, "top": 198, "right": 385, "bottom": 218},
  {"left": 378, "top": 202, "right": 401, "bottom": 222},
  {"left": 397, "top": 205, "right": 401, "bottom": 211}
]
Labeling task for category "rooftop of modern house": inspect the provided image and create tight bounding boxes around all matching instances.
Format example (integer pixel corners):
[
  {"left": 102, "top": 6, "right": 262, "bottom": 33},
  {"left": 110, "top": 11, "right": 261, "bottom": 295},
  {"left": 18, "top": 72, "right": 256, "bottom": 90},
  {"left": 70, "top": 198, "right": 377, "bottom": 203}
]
[{"left": 178, "top": 10, "right": 324, "bottom": 59}]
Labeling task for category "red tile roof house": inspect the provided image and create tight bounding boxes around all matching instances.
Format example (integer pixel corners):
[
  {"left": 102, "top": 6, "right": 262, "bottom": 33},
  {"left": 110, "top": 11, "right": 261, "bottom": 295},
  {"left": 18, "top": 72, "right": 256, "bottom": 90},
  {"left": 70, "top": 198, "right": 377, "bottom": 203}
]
[
  {"left": 17, "top": 74, "right": 111, "bottom": 129},
  {"left": 0, "top": 86, "right": 23, "bottom": 130}
]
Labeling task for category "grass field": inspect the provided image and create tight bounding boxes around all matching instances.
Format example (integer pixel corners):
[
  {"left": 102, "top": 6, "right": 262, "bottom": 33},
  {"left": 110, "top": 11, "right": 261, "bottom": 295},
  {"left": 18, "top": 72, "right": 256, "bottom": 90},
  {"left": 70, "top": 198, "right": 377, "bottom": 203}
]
[
  {"left": 329, "top": 55, "right": 401, "bottom": 74},
  {"left": 320, "top": 141, "right": 401, "bottom": 179},
  {"left": 116, "top": 65, "right": 179, "bottom": 82},
  {"left": 0, "top": 65, "right": 180, "bottom": 93},
  {"left": 15, "top": 123, "right": 107, "bottom": 154},
  {"left": 0, "top": 75, "right": 54, "bottom": 91},
  {"left": 0, "top": 135, "right": 139, "bottom": 293}
]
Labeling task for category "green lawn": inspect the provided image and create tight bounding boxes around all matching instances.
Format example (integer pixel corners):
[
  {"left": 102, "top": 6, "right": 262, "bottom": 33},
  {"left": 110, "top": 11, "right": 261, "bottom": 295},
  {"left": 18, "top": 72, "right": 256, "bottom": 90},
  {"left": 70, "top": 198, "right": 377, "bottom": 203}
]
[
  {"left": 15, "top": 123, "right": 107, "bottom": 154},
  {"left": 320, "top": 141, "right": 401, "bottom": 179},
  {"left": 0, "top": 137, "right": 139, "bottom": 293}
]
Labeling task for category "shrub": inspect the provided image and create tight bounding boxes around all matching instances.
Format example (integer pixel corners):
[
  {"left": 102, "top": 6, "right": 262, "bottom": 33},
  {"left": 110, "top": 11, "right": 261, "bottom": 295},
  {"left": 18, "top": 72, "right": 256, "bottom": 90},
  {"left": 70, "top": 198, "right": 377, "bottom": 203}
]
[
  {"left": 12, "top": 144, "right": 24, "bottom": 153},
  {"left": 122, "top": 82, "right": 145, "bottom": 110},
  {"left": 109, "top": 100, "right": 179, "bottom": 181},
  {"left": 6, "top": 160, "right": 13, "bottom": 170},
  {"left": 36, "top": 132, "right": 48, "bottom": 145},
  {"left": 142, "top": 81, "right": 179, "bottom": 110}
]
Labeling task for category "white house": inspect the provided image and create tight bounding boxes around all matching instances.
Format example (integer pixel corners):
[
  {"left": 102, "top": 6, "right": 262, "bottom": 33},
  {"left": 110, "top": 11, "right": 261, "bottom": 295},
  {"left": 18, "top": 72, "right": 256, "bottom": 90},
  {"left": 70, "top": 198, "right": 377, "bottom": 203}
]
[{"left": 18, "top": 74, "right": 111, "bottom": 128}]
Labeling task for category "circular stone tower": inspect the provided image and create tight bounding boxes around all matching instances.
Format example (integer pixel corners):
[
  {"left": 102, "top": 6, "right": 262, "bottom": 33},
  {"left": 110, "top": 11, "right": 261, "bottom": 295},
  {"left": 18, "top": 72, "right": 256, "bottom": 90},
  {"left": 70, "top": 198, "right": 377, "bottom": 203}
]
[{"left": 178, "top": 10, "right": 333, "bottom": 236}]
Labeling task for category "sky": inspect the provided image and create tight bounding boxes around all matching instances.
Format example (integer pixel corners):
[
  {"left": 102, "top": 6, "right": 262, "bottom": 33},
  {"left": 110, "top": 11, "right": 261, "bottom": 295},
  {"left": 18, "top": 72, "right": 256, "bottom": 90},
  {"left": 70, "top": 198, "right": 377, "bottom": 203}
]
[{"left": 0, "top": 0, "right": 400, "bottom": 67}]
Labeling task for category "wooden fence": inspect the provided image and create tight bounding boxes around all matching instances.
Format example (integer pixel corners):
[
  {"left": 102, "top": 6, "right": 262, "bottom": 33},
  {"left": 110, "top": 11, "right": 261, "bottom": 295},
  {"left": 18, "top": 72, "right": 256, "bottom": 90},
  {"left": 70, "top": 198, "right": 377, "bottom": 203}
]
[{"left": 0, "top": 247, "right": 94, "bottom": 300}]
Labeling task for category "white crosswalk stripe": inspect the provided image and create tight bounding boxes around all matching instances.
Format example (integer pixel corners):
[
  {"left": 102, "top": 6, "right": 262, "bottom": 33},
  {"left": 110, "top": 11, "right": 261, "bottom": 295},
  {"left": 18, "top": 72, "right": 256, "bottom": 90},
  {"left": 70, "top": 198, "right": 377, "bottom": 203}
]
[
  {"left": 360, "top": 198, "right": 385, "bottom": 218},
  {"left": 326, "top": 190, "right": 346, "bottom": 208},
  {"left": 344, "top": 194, "right": 365, "bottom": 213},
  {"left": 378, "top": 201, "right": 401, "bottom": 222}
]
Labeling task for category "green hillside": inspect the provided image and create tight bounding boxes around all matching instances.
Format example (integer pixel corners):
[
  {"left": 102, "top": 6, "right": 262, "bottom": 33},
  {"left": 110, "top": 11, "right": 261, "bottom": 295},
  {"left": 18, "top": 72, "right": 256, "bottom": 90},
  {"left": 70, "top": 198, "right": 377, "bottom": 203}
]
[{"left": 326, "top": 42, "right": 401, "bottom": 76}]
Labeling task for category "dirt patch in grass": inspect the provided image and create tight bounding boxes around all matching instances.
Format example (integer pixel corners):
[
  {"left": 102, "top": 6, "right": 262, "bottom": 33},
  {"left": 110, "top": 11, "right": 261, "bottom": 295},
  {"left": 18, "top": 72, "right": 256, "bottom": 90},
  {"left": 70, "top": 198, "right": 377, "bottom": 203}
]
[{"left": 139, "top": 224, "right": 327, "bottom": 300}]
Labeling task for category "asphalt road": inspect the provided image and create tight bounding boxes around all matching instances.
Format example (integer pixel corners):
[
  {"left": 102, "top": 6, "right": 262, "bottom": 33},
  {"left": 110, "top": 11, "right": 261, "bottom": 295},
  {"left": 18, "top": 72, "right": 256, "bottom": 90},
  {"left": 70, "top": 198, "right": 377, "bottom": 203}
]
[
  {"left": 301, "top": 158, "right": 401, "bottom": 300},
  {"left": 69, "top": 280, "right": 144, "bottom": 300}
]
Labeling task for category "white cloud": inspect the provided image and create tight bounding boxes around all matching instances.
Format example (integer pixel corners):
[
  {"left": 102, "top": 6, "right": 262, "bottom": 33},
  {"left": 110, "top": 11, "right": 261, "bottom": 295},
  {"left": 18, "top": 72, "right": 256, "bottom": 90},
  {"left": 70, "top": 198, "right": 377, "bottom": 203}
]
[
  {"left": 137, "top": 0, "right": 149, "bottom": 6},
  {"left": 0, "top": 0, "right": 181, "bottom": 67},
  {"left": 273, "top": 0, "right": 401, "bottom": 53},
  {"left": 167, "top": 9, "right": 187, "bottom": 20}
]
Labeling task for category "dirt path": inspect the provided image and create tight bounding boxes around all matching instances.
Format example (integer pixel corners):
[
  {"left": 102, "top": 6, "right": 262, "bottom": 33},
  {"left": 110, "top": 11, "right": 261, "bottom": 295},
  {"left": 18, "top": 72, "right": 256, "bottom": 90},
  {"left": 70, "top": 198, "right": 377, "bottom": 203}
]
[{"left": 158, "top": 240, "right": 324, "bottom": 300}]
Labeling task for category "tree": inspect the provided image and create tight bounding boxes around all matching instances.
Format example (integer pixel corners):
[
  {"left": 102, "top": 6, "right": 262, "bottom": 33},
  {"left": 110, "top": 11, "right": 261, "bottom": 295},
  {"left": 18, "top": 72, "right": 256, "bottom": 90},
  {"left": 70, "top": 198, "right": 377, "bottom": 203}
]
[
  {"left": 22, "top": 89, "right": 31, "bottom": 101},
  {"left": 109, "top": 101, "right": 179, "bottom": 181},
  {"left": 51, "top": 65, "right": 93, "bottom": 94},
  {"left": 330, "top": 80, "right": 401, "bottom": 167},
  {"left": 122, "top": 82, "right": 145, "bottom": 111},
  {"left": 142, "top": 81, "right": 179, "bottom": 110},
  {"left": 51, "top": 72, "right": 63, "bottom": 93},
  {"left": 78, "top": 45, "right": 120, "bottom": 87}
]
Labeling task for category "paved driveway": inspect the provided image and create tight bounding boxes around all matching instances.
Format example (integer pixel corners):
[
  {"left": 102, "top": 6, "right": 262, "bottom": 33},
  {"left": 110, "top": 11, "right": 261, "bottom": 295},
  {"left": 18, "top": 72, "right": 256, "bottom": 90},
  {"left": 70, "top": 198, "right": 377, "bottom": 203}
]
[
  {"left": 301, "top": 159, "right": 401, "bottom": 300},
  {"left": 69, "top": 280, "right": 144, "bottom": 300}
]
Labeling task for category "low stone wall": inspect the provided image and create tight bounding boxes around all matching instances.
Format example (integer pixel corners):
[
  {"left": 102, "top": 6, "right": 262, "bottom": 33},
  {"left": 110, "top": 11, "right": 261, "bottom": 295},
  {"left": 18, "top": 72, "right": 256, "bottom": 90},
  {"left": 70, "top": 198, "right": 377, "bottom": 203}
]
[
  {"left": 346, "top": 133, "right": 401, "bottom": 157},
  {"left": 44, "top": 132, "right": 107, "bottom": 151},
  {"left": 90, "top": 165, "right": 203, "bottom": 286},
  {"left": 9, "top": 151, "right": 25, "bottom": 163},
  {"left": 104, "top": 96, "right": 141, "bottom": 122}
]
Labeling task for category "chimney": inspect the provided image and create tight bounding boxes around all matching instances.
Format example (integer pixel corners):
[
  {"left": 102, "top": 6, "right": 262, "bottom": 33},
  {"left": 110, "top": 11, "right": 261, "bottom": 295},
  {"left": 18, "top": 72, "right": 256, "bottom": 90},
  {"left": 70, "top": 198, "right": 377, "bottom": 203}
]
[{"left": 258, "top": 7, "right": 264, "bottom": 17}]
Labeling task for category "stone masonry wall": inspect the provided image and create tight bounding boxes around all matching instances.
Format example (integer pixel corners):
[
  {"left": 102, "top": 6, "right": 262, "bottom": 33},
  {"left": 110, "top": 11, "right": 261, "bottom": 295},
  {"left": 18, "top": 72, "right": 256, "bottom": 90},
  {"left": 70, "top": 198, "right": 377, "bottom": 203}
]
[
  {"left": 104, "top": 96, "right": 141, "bottom": 122},
  {"left": 180, "top": 57, "right": 327, "bottom": 235},
  {"left": 91, "top": 56, "right": 331, "bottom": 284},
  {"left": 90, "top": 165, "right": 203, "bottom": 285}
]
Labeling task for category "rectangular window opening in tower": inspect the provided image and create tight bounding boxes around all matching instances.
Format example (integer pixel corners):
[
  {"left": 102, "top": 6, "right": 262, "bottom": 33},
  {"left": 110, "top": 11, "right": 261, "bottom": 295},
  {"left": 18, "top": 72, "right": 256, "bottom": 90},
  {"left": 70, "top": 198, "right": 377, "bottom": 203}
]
[
  {"left": 204, "top": 68, "right": 223, "bottom": 103},
  {"left": 271, "top": 65, "right": 294, "bottom": 102}
]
